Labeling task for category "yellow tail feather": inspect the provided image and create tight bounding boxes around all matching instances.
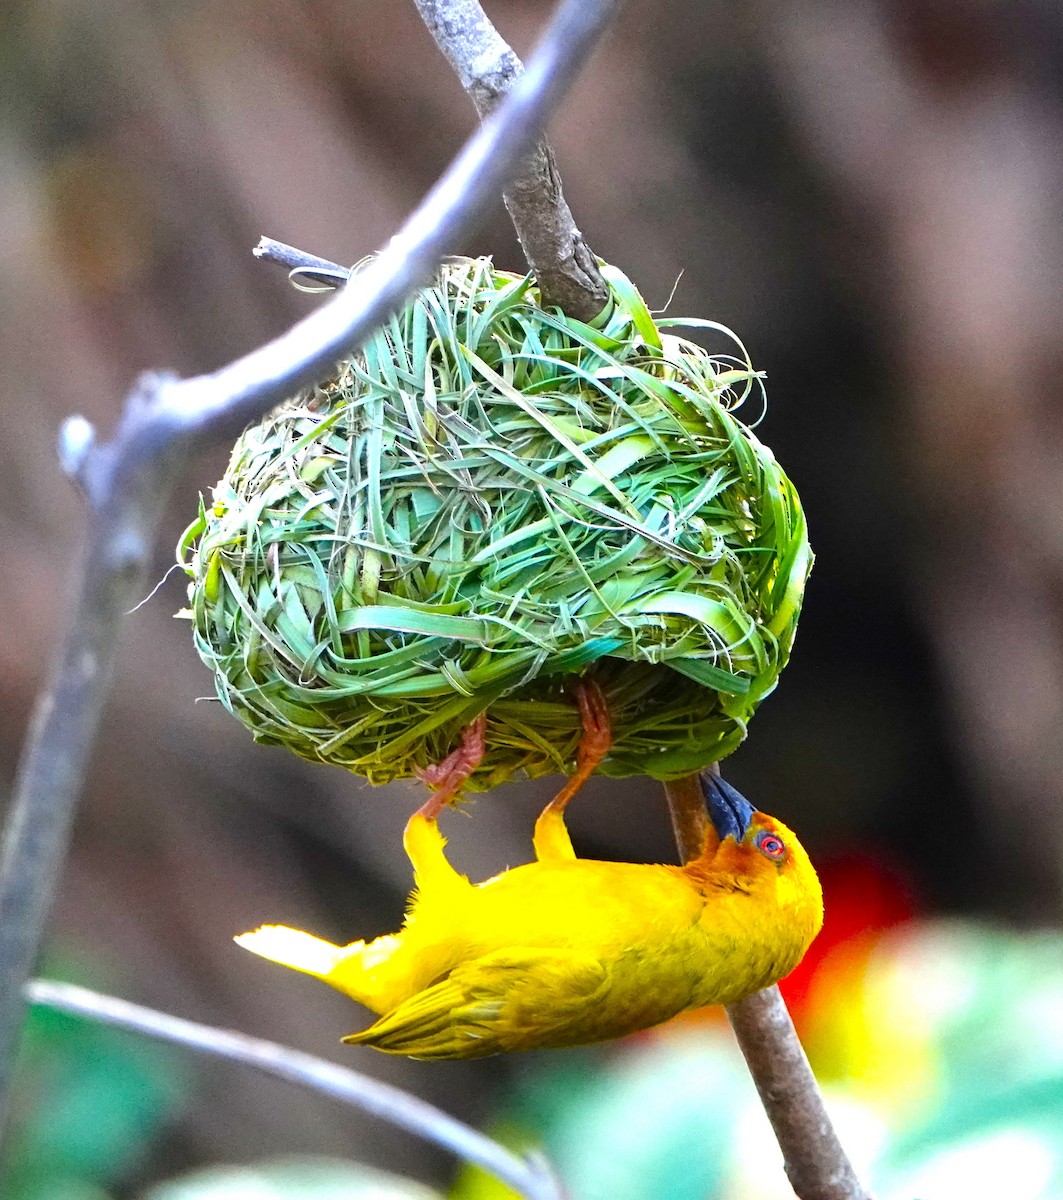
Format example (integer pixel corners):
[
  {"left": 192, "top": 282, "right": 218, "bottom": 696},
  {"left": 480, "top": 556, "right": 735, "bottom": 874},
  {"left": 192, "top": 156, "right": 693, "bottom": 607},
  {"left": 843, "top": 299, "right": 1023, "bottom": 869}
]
[
  {"left": 235, "top": 926, "right": 349, "bottom": 979},
  {"left": 236, "top": 924, "right": 413, "bottom": 1013}
]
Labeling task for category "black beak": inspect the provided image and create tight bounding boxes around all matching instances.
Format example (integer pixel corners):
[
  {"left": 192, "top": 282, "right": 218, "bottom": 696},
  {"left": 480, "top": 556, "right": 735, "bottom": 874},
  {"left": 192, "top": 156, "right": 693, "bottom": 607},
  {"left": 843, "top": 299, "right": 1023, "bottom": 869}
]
[{"left": 700, "top": 773, "right": 756, "bottom": 842}]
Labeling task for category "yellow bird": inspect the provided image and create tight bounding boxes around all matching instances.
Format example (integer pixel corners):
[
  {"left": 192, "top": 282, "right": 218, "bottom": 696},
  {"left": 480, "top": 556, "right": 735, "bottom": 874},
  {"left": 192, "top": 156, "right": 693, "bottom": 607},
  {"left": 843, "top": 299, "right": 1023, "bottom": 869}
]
[{"left": 236, "top": 771, "right": 823, "bottom": 1059}]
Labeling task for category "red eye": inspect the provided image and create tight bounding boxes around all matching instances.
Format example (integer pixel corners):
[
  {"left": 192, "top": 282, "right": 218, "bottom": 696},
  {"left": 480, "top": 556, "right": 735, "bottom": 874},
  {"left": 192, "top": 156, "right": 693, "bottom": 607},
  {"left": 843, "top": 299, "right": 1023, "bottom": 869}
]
[{"left": 755, "top": 831, "right": 787, "bottom": 861}]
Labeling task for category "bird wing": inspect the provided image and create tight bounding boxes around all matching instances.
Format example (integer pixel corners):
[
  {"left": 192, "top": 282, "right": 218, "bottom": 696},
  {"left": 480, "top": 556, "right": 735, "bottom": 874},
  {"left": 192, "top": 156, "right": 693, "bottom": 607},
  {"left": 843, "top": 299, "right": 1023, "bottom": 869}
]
[{"left": 342, "top": 947, "right": 609, "bottom": 1059}]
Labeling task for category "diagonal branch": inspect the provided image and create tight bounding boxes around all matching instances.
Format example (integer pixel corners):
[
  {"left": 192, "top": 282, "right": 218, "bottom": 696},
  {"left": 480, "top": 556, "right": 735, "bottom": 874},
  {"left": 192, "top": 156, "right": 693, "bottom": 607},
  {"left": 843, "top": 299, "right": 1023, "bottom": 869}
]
[
  {"left": 0, "top": 0, "right": 622, "bottom": 1138},
  {"left": 26, "top": 980, "right": 564, "bottom": 1200},
  {"left": 412, "top": 0, "right": 608, "bottom": 321},
  {"left": 727, "top": 987, "right": 870, "bottom": 1200},
  {"left": 664, "top": 774, "right": 871, "bottom": 1200}
]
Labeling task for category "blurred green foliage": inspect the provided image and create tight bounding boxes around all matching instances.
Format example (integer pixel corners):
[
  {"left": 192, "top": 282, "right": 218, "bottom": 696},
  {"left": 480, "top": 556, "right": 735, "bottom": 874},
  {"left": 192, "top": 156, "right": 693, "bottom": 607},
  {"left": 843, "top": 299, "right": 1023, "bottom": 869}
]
[
  {"left": 7, "top": 962, "right": 189, "bottom": 1200},
  {"left": 142, "top": 1159, "right": 443, "bottom": 1200}
]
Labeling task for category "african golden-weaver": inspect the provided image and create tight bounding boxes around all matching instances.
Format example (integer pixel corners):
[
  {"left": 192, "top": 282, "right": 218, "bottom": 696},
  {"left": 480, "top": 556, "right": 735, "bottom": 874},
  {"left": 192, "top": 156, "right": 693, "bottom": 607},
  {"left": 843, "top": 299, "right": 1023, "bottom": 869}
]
[{"left": 237, "top": 774, "right": 823, "bottom": 1059}]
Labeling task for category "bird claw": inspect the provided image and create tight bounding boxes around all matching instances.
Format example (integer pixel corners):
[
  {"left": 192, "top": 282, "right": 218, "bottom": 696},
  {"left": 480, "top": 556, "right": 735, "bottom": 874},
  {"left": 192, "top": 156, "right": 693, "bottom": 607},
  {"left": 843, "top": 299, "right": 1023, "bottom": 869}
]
[
  {"left": 414, "top": 713, "right": 487, "bottom": 819},
  {"left": 570, "top": 676, "right": 612, "bottom": 773}
]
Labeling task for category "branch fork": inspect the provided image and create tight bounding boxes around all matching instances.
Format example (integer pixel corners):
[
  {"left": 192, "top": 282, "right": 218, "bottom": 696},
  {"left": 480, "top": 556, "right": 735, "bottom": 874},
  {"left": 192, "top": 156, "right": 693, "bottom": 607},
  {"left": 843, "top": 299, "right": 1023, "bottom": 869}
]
[{"left": 0, "top": 0, "right": 622, "bottom": 1149}]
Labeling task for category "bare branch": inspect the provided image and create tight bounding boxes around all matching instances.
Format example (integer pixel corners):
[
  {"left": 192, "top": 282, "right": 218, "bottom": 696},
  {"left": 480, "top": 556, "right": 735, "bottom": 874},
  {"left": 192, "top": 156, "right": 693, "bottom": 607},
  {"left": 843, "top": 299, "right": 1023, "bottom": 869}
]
[
  {"left": 664, "top": 774, "right": 871, "bottom": 1200},
  {"left": 0, "top": 0, "right": 622, "bottom": 1136},
  {"left": 412, "top": 0, "right": 609, "bottom": 321},
  {"left": 728, "top": 988, "right": 871, "bottom": 1200},
  {"left": 662, "top": 773, "right": 710, "bottom": 862},
  {"left": 26, "top": 980, "right": 565, "bottom": 1200}
]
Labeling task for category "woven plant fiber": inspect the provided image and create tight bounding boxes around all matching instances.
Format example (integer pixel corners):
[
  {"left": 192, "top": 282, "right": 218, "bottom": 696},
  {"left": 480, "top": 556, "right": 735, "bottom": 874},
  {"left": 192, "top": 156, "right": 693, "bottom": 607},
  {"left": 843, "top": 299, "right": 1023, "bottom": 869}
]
[{"left": 179, "top": 258, "right": 811, "bottom": 791}]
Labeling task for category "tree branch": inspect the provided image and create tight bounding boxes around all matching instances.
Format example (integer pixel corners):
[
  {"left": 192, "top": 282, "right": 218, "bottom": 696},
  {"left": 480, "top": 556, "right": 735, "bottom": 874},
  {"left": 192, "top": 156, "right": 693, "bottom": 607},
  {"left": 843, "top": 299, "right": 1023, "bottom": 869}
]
[
  {"left": 727, "top": 988, "right": 870, "bottom": 1200},
  {"left": 412, "top": 0, "right": 609, "bottom": 321},
  {"left": 26, "top": 980, "right": 564, "bottom": 1200},
  {"left": 664, "top": 775, "right": 871, "bottom": 1200},
  {"left": 662, "top": 773, "right": 711, "bottom": 862},
  {"left": 0, "top": 0, "right": 622, "bottom": 1137}
]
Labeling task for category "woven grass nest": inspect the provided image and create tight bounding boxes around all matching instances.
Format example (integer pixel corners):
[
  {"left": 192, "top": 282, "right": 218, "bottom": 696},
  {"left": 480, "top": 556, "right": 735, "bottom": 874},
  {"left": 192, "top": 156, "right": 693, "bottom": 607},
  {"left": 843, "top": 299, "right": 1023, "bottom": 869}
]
[{"left": 179, "top": 257, "right": 811, "bottom": 791}]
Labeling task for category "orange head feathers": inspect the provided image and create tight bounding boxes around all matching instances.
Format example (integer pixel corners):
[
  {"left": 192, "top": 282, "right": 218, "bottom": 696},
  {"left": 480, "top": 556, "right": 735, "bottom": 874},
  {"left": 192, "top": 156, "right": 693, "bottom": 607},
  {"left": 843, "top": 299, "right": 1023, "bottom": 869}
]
[{"left": 236, "top": 773, "right": 823, "bottom": 1059}]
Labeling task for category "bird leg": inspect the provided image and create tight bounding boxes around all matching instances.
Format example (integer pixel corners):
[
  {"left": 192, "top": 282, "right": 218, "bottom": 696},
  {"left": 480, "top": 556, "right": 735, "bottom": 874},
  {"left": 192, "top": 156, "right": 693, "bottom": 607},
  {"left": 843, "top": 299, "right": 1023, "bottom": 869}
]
[
  {"left": 412, "top": 713, "right": 488, "bottom": 822},
  {"left": 533, "top": 677, "right": 612, "bottom": 861}
]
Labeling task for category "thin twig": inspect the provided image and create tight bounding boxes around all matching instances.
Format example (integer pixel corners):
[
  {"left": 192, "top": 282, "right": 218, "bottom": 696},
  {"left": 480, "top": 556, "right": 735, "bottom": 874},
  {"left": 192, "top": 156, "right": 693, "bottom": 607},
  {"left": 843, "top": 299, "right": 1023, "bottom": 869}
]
[
  {"left": 662, "top": 772, "right": 710, "bottom": 862},
  {"left": 664, "top": 773, "right": 871, "bottom": 1200},
  {"left": 26, "top": 980, "right": 564, "bottom": 1200},
  {"left": 0, "top": 0, "right": 622, "bottom": 1137},
  {"left": 412, "top": 0, "right": 609, "bottom": 321},
  {"left": 253, "top": 237, "right": 349, "bottom": 288}
]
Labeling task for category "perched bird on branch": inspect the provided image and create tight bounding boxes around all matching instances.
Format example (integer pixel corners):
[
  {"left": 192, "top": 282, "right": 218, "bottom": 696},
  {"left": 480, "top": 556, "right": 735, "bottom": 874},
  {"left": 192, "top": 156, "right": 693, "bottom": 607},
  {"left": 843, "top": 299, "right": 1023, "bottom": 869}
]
[{"left": 236, "top": 773, "right": 823, "bottom": 1059}]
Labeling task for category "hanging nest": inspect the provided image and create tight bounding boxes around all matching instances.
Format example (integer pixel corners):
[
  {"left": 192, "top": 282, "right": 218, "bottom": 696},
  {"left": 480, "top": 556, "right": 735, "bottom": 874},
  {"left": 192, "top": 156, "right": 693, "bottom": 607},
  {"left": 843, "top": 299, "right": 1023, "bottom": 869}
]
[{"left": 178, "top": 257, "right": 811, "bottom": 791}]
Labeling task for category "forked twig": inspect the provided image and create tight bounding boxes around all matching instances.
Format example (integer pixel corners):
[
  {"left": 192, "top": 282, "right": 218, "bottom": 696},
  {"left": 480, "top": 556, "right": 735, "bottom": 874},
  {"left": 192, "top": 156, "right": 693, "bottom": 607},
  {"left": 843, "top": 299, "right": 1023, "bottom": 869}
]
[{"left": 0, "top": 0, "right": 622, "bottom": 1136}]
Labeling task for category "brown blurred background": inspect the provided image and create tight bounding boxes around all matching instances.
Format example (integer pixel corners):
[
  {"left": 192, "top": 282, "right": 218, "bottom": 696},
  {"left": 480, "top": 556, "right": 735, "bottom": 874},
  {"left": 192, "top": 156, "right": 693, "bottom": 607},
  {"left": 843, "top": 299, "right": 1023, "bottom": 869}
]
[{"left": 2, "top": 0, "right": 1063, "bottom": 1192}]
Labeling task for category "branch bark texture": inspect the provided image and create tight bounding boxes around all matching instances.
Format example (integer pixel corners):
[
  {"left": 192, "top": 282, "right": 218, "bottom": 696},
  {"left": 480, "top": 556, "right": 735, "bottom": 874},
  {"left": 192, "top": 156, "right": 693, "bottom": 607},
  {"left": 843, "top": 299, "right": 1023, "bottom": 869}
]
[
  {"left": 413, "top": 0, "right": 608, "bottom": 321},
  {"left": 26, "top": 980, "right": 564, "bottom": 1200},
  {"left": 728, "top": 988, "right": 870, "bottom": 1200},
  {"left": 665, "top": 775, "right": 871, "bottom": 1200},
  {"left": 662, "top": 772, "right": 710, "bottom": 862},
  {"left": 0, "top": 0, "right": 621, "bottom": 1138}
]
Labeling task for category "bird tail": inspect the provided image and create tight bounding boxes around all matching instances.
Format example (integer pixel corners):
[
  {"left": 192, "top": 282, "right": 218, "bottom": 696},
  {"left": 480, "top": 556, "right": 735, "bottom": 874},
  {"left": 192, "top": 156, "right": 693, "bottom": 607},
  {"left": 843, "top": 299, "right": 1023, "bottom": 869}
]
[{"left": 235, "top": 925, "right": 403, "bottom": 1013}]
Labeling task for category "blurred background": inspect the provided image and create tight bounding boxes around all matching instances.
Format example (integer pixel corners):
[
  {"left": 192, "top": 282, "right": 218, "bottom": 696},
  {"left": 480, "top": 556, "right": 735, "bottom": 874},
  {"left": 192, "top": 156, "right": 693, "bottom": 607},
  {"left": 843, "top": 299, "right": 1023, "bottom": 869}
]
[{"left": 3, "top": 0, "right": 1063, "bottom": 1196}]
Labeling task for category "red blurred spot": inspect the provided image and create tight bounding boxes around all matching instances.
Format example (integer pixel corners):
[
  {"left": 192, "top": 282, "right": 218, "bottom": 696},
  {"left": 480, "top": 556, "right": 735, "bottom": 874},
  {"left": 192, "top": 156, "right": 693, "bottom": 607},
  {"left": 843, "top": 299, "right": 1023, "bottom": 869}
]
[{"left": 780, "top": 851, "right": 917, "bottom": 1020}]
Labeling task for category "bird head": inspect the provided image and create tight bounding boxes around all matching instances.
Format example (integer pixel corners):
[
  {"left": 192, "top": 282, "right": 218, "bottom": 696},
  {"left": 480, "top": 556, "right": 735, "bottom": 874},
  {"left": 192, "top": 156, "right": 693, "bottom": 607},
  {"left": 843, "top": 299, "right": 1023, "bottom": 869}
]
[{"left": 695, "top": 773, "right": 824, "bottom": 943}]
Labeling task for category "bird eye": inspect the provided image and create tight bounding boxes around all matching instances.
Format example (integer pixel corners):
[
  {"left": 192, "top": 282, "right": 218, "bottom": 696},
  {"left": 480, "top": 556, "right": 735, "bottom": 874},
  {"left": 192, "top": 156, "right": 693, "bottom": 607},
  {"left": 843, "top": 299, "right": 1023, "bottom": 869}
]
[{"left": 755, "top": 831, "right": 787, "bottom": 861}]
